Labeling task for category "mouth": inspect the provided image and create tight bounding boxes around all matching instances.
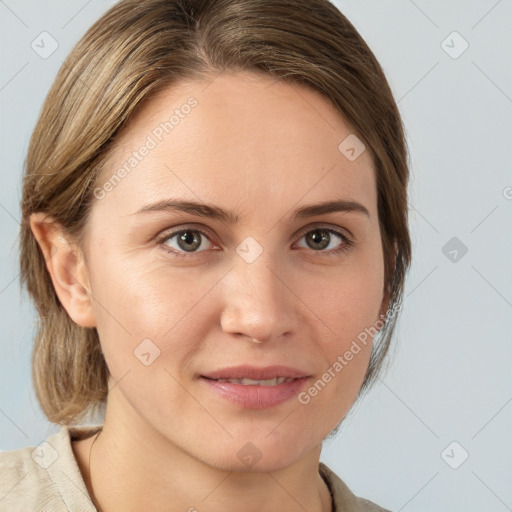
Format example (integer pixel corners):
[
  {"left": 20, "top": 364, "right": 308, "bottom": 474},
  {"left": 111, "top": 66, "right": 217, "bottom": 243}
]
[
  {"left": 198, "top": 366, "right": 311, "bottom": 409},
  {"left": 202, "top": 376, "right": 297, "bottom": 386},
  {"left": 200, "top": 364, "right": 309, "bottom": 381}
]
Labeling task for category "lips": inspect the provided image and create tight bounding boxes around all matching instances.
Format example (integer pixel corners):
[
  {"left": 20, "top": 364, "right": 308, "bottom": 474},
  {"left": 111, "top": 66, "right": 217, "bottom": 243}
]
[
  {"left": 213, "top": 376, "right": 295, "bottom": 386},
  {"left": 199, "top": 365, "right": 312, "bottom": 408},
  {"left": 199, "top": 365, "right": 311, "bottom": 408},
  {"left": 201, "top": 364, "right": 309, "bottom": 381}
]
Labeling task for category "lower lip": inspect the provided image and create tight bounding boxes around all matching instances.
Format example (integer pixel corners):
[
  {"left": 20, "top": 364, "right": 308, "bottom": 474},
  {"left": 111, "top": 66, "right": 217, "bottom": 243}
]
[{"left": 199, "top": 377, "right": 311, "bottom": 409}]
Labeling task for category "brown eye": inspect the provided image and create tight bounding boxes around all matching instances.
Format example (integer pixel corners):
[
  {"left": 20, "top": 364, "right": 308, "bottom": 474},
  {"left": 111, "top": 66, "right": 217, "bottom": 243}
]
[
  {"left": 295, "top": 227, "right": 353, "bottom": 255},
  {"left": 304, "top": 229, "right": 331, "bottom": 250},
  {"left": 162, "top": 229, "right": 213, "bottom": 254}
]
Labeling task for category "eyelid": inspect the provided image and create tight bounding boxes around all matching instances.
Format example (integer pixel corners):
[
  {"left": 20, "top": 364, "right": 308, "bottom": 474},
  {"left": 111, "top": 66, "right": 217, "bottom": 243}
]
[
  {"left": 293, "top": 222, "right": 353, "bottom": 242},
  {"left": 155, "top": 224, "right": 218, "bottom": 255},
  {"left": 291, "top": 224, "right": 354, "bottom": 255}
]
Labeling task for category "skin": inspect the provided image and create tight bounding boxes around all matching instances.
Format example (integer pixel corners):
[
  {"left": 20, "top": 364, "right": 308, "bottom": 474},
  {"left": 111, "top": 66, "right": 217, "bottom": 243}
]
[{"left": 31, "top": 71, "right": 389, "bottom": 512}]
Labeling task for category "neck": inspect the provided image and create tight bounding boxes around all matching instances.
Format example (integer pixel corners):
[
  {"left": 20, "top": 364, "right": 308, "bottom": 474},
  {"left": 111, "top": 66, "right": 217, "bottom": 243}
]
[{"left": 76, "top": 397, "right": 332, "bottom": 512}]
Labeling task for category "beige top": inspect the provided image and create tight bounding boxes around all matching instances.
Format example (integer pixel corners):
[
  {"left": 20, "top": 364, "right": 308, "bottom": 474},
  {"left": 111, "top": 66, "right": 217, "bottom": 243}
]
[{"left": 0, "top": 425, "right": 390, "bottom": 511}]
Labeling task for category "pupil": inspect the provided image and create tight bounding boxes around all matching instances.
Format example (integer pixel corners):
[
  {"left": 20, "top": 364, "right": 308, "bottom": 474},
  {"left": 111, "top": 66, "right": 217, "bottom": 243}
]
[
  {"left": 178, "top": 231, "right": 200, "bottom": 252},
  {"left": 308, "top": 229, "right": 329, "bottom": 250}
]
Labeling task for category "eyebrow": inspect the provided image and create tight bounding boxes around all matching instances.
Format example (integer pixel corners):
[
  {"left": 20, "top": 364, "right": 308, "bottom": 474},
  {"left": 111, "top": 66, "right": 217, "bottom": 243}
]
[{"left": 132, "top": 198, "right": 370, "bottom": 222}]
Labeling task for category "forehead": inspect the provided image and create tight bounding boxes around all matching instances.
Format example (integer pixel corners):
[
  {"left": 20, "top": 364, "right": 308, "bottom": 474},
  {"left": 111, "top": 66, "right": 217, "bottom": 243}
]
[{"left": 97, "top": 72, "right": 377, "bottom": 219}]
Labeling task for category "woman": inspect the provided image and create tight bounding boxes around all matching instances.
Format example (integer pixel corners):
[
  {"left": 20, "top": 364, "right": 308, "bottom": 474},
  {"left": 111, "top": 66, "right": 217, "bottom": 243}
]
[{"left": 0, "top": 0, "right": 411, "bottom": 510}]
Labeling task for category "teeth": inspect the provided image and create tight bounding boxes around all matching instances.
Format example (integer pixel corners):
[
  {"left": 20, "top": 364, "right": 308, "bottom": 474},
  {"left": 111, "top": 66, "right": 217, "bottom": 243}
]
[{"left": 215, "top": 377, "right": 294, "bottom": 386}]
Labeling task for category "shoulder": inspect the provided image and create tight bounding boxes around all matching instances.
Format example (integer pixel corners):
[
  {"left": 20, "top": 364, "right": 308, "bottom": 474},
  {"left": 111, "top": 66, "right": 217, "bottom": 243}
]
[
  {"left": 0, "top": 425, "right": 101, "bottom": 512},
  {"left": 319, "top": 462, "right": 392, "bottom": 512}
]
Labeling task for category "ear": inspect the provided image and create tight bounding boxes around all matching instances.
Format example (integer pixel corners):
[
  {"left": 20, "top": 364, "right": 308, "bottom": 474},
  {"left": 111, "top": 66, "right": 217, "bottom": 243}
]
[{"left": 29, "top": 212, "right": 96, "bottom": 328}]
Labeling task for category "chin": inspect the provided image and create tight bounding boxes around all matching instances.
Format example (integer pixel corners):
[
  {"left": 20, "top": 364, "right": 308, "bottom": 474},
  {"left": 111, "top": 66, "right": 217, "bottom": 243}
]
[
  {"left": 205, "top": 430, "right": 322, "bottom": 474},
  {"left": 207, "top": 448, "right": 305, "bottom": 474}
]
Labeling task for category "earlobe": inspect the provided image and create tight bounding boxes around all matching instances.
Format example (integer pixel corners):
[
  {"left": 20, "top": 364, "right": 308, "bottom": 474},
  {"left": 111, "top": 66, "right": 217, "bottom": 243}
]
[{"left": 29, "top": 213, "right": 97, "bottom": 328}]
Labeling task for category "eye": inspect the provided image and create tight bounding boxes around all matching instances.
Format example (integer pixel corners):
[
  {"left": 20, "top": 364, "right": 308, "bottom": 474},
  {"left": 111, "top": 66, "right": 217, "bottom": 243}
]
[
  {"left": 159, "top": 228, "right": 214, "bottom": 255},
  {"left": 157, "top": 225, "right": 353, "bottom": 257},
  {"left": 295, "top": 227, "right": 353, "bottom": 255}
]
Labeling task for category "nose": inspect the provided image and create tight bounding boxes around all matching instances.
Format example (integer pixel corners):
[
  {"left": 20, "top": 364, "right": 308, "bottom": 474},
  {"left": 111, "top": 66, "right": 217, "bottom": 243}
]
[{"left": 219, "top": 253, "right": 298, "bottom": 344}]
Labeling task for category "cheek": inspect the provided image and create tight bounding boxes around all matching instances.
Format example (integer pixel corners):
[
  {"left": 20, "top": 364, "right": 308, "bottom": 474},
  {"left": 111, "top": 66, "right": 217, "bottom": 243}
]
[
  {"left": 89, "top": 256, "right": 218, "bottom": 371},
  {"left": 297, "top": 272, "right": 380, "bottom": 429},
  {"left": 303, "top": 248, "right": 385, "bottom": 342},
  {"left": 302, "top": 249, "right": 384, "bottom": 398}
]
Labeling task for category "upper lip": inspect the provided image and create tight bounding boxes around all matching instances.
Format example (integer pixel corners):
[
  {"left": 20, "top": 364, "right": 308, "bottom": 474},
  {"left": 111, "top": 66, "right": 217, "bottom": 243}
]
[{"left": 201, "top": 365, "right": 310, "bottom": 380}]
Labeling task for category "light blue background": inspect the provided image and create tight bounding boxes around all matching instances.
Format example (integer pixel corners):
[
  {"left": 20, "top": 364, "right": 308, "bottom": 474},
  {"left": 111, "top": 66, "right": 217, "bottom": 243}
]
[{"left": 1, "top": 1, "right": 511, "bottom": 510}]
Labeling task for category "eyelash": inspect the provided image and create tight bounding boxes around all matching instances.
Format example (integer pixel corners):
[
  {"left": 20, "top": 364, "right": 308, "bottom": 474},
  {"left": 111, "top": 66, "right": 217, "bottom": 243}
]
[{"left": 156, "top": 224, "right": 354, "bottom": 258}]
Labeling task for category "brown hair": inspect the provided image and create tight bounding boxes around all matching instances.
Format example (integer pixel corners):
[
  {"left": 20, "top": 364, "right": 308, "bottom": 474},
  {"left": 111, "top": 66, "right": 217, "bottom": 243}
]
[{"left": 20, "top": 0, "right": 411, "bottom": 425}]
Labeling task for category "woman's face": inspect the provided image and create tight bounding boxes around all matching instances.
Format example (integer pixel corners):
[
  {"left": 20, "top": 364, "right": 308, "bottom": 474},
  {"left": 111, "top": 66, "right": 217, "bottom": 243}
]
[{"left": 81, "top": 72, "right": 386, "bottom": 471}]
